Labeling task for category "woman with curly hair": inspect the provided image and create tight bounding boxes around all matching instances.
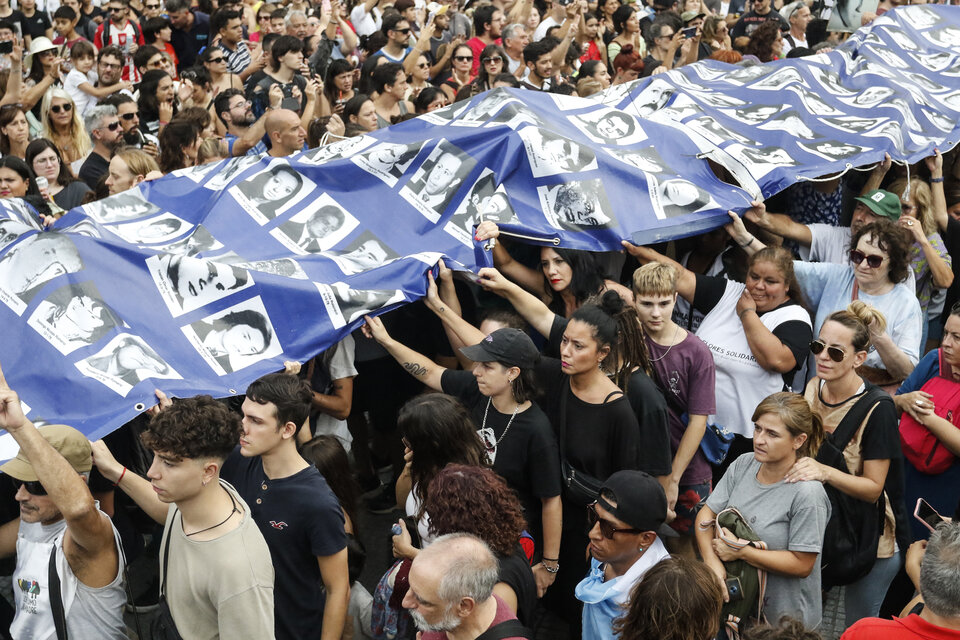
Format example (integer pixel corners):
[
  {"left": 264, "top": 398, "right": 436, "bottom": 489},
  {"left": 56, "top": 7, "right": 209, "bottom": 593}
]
[
  {"left": 614, "top": 556, "right": 723, "bottom": 640},
  {"left": 41, "top": 88, "right": 90, "bottom": 164},
  {"left": 421, "top": 464, "right": 537, "bottom": 624},
  {"left": 138, "top": 69, "right": 178, "bottom": 136},
  {"left": 158, "top": 119, "right": 201, "bottom": 174},
  {"left": 744, "top": 20, "right": 784, "bottom": 62}
]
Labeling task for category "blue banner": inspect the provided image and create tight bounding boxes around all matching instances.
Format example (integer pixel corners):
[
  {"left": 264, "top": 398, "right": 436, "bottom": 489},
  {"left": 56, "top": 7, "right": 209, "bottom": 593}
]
[{"left": 1, "top": 4, "right": 959, "bottom": 449}]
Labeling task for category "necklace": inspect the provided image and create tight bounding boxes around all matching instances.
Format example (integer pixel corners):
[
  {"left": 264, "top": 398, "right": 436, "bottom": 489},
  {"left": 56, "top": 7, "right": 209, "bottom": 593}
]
[
  {"left": 648, "top": 324, "right": 682, "bottom": 362},
  {"left": 481, "top": 396, "right": 521, "bottom": 451},
  {"left": 185, "top": 488, "right": 240, "bottom": 537}
]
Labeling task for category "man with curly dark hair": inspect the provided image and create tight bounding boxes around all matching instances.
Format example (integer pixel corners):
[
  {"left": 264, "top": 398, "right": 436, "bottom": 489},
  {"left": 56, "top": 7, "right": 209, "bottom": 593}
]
[{"left": 90, "top": 395, "right": 275, "bottom": 639}]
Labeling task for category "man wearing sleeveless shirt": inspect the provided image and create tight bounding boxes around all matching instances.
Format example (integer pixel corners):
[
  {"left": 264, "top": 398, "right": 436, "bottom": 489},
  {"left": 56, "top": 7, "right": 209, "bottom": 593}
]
[{"left": 0, "top": 364, "right": 127, "bottom": 640}]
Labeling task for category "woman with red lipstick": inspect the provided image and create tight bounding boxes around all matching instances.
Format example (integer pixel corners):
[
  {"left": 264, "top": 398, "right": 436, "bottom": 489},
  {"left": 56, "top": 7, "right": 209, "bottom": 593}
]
[
  {"left": 622, "top": 238, "right": 813, "bottom": 479},
  {"left": 476, "top": 220, "right": 633, "bottom": 318},
  {"left": 787, "top": 302, "right": 908, "bottom": 626},
  {"left": 893, "top": 303, "right": 960, "bottom": 542}
]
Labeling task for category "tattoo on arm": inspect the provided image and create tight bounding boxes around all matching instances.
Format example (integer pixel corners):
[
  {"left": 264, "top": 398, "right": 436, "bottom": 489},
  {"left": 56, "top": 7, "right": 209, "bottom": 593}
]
[{"left": 402, "top": 362, "right": 427, "bottom": 377}]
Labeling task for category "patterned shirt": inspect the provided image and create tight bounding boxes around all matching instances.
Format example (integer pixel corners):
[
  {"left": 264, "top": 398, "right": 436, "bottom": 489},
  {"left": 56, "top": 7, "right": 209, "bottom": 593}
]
[
  {"left": 909, "top": 232, "right": 953, "bottom": 315},
  {"left": 218, "top": 41, "right": 252, "bottom": 74}
]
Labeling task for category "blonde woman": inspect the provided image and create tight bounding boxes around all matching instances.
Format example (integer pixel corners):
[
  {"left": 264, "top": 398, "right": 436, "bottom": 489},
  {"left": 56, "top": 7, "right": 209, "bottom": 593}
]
[
  {"left": 40, "top": 88, "right": 90, "bottom": 165},
  {"left": 701, "top": 15, "right": 731, "bottom": 51},
  {"left": 105, "top": 148, "right": 160, "bottom": 195}
]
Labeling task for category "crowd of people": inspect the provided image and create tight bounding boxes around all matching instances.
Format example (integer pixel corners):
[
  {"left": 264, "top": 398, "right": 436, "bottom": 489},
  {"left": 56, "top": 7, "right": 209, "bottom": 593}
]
[{"left": 2, "top": 0, "right": 960, "bottom": 638}]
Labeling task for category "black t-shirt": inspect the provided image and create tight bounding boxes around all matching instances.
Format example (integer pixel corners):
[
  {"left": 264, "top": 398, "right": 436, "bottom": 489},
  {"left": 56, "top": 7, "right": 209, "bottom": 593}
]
[
  {"left": 169, "top": 10, "right": 209, "bottom": 70},
  {"left": 498, "top": 544, "right": 537, "bottom": 627},
  {"left": 692, "top": 273, "right": 812, "bottom": 386},
  {"left": 2, "top": 9, "right": 24, "bottom": 37},
  {"left": 78, "top": 152, "right": 110, "bottom": 190},
  {"left": 221, "top": 449, "right": 347, "bottom": 640},
  {"left": 441, "top": 369, "right": 562, "bottom": 538},
  {"left": 20, "top": 9, "right": 50, "bottom": 39},
  {"left": 942, "top": 216, "right": 960, "bottom": 319}
]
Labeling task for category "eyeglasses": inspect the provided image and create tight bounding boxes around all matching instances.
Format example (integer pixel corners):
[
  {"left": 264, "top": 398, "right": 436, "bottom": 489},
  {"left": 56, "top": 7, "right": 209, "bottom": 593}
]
[
  {"left": 230, "top": 99, "right": 252, "bottom": 110},
  {"left": 12, "top": 478, "right": 47, "bottom": 496},
  {"left": 849, "top": 249, "right": 885, "bottom": 269},
  {"left": 207, "top": 56, "right": 226, "bottom": 63},
  {"left": 50, "top": 103, "right": 73, "bottom": 113},
  {"left": 120, "top": 111, "right": 139, "bottom": 120},
  {"left": 453, "top": 55, "right": 473, "bottom": 62},
  {"left": 100, "top": 61, "right": 122, "bottom": 70},
  {"left": 109, "top": 6, "right": 125, "bottom": 12},
  {"left": 587, "top": 501, "right": 642, "bottom": 539},
  {"left": 145, "top": 3, "right": 161, "bottom": 8},
  {"left": 809, "top": 339, "right": 846, "bottom": 363},
  {"left": 99, "top": 121, "right": 122, "bottom": 131},
  {"left": 417, "top": 62, "right": 429, "bottom": 68},
  {"left": 393, "top": 27, "right": 411, "bottom": 34},
  {"left": 482, "top": 56, "right": 502, "bottom": 64}
]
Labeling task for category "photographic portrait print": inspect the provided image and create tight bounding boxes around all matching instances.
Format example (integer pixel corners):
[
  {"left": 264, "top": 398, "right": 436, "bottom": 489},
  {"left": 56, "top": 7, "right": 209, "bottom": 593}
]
[
  {"left": 904, "top": 5, "right": 941, "bottom": 30},
  {"left": 720, "top": 104, "right": 783, "bottom": 125},
  {"left": 519, "top": 128, "right": 598, "bottom": 178},
  {"left": 300, "top": 135, "right": 375, "bottom": 165},
  {"left": 820, "top": 115, "right": 888, "bottom": 135},
  {"left": 172, "top": 158, "right": 223, "bottom": 182},
  {"left": 27, "top": 281, "right": 123, "bottom": 355},
  {"left": 105, "top": 213, "right": 191, "bottom": 245},
  {"left": 686, "top": 116, "right": 753, "bottom": 146},
  {"left": 797, "top": 140, "right": 873, "bottom": 162},
  {"left": 756, "top": 111, "right": 818, "bottom": 139},
  {"left": 537, "top": 179, "right": 614, "bottom": 231},
  {"left": 0, "top": 220, "right": 32, "bottom": 252},
  {"left": 747, "top": 66, "right": 804, "bottom": 91},
  {"left": 484, "top": 102, "right": 542, "bottom": 129},
  {"left": 271, "top": 192, "right": 359, "bottom": 254},
  {"left": 204, "top": 155, "right": 262, "bottom": 190},
  {"left": 0, "top": 199, "right": 43, "bottom": 228},
  {"left": 155, "top": 225, "right": 223, "bottom": 257},
  {"left": 57, "top": 219, "right": 101, "bottom": 238},
  {"left": 0, "top": 232, "right": 83, "bottom": 314},
  {"left": 75, "top": 333, "right": 181, "bottom": 396},
  {"left": 625, "top": 79, "right": 675, "bottom": 118},
  {"left": 317, "top": 282, "right": 406, "bottom": 329},
  {"left": 81, "top": 191, "right": 162, "bottom": 223},
  {"left": 328, "top": 231, "right": 400, "bottom": 275},
  {"left": 689, "top": 91, "right": 746, "bottom": 108},
  {"left": 837, "top": 85, "right": 897, "bottom": 109},
  {"left": 228, "top": 160, "right": 315, "bottom": 225},
  {"left": 604, "top": 146, "right": 669, "bottom": 174},
  {"left": 726, "top": 144, "right": 798, "bottom": 179},
  {"left": 443, "top": 169, "right": 519, "bottom": 248},
  {"left": 417, "top": 100, "right": 470, "bottom": 125},
  {"left": 806, "top": 66, "right": 858, "bottom": 97},
  {"left": 786, "top": 86, "right": 844, "bottom": 116},
  {"left": 351, "top": 140, "right": 424, "bottom": 187},
  {"left": 227, "top": 258, "right": 308, "bottom": 280},
  {"left": 181, "top": 296, "right": 282, "bottom": 376},
  {"left": 646, "top": 175, "right": 718, "bottom": 220},
  {"left": 146, "top": 254, "right": 254, "bottom": 317},
  {"left": 451, "top": 91, "right": 519, "bottom": 126},
  {"left": 400, "top": 140, "right": 477, "bottom": 223}
]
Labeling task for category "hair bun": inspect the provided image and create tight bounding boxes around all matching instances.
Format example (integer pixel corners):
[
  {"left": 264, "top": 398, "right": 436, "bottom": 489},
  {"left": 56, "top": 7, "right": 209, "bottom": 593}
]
[
  {"left": 599, "top": 289, "right": 625, "bottom": 316},
  {"left": 846, "top": 300, "right": 887, "bottom": 334},
  {"left": 621, "top": 44, "right": 635, "bottom": 55}
]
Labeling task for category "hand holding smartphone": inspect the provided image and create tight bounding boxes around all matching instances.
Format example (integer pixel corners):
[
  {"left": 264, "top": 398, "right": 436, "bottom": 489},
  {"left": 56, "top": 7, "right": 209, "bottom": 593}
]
[{"left": 915, "top": 498, "right": 947, "bottom": 532}]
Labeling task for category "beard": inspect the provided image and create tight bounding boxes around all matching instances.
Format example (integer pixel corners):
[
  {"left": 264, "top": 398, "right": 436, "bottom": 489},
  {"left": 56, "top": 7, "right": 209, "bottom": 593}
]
[{"left": 408, "top": 606, "right": 461, "bottom": 633}]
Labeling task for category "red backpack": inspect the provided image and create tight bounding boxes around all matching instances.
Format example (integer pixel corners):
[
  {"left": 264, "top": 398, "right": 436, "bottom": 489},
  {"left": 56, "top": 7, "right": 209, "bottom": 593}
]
[{"left": 900, "top": 350, "right": 960, "bottom": 474}]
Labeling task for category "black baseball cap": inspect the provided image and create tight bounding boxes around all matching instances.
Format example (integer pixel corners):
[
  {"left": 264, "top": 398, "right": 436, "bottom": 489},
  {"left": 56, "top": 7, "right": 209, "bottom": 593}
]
[
  {"left": 598, "top": 470, "right": 668, "bottom": 533},
  {"left": 459, "top": 328, "right": 540, "bottom": 369}
]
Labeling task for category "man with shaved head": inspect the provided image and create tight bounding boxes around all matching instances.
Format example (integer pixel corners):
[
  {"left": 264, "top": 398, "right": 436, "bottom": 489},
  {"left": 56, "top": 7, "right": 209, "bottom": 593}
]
[
  {"left": 401, "top": 533, "right": 531, "bottom": 639},
  {"left": 265, "top": 108, "right": 306, "bottom": 157}
]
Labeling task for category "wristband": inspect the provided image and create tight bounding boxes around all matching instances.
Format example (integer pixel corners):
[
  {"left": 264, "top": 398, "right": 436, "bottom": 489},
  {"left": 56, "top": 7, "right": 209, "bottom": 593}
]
[
  {"left": 737, "top": 236, "right": 754, "bottom": 249},
  {"left": 114, "top": 466, "right": 127, "bottom": 486},
  {"left": 542, "top": 563, "right": 560, "bottom": 574},
  {"left": 931, "top": 176, "right": 945, "bottom": 183},
  {"left": 542, "top": 557, "right": 559, "bottom": 562}
]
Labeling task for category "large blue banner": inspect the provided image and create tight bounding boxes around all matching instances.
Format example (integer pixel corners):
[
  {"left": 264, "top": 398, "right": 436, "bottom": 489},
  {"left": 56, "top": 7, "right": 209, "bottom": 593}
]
[{"left": 2, "top": 4, "right": 959, "bottom": 449}]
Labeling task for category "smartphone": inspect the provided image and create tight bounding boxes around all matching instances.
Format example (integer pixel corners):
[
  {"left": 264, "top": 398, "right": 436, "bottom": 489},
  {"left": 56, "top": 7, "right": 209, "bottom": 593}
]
[
  {"left": 682, "top": 26, "right": 698, "bottom": 38},
  {"left": 725, "top": 577, "right": 744, "bottom": 603},
  {"left": 915, "top": 498, "right": 947, "bottom": 532},
  {"left": 0, "top": 40, "right": 12, "bottom": 55}
]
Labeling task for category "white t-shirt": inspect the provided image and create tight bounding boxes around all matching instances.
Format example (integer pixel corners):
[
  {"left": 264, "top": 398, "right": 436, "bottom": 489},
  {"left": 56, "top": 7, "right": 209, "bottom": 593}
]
[
  {"left": 805, "top": 223, "right": 916, "bottom": 294},
  {"left": 781, "top": 32, "right": 808, "bottom": 56},
  {"left": 64, "top": 68, "right": 99, "bottom": 116},
  {"left": 533, "top": 16, "right": 560, "bottom": 41},
  {"left": 311, "top": 335, "right": 358, "bottom": 452},
  {"left": 350, "top": 5, "right": 383, "bottom": 37}
]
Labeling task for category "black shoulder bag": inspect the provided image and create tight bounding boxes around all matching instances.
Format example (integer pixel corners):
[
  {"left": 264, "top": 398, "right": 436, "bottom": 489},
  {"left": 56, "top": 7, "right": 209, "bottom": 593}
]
[
  {"left": 559, "top": 381, "right": 615, "bottom": 507},
  {"left": 816, "top": 384, "right": 891, "bottom": 589},
  {"left": 475, "top": 618, "right": 534, "bottom": 640},
  {"left": 150, "top": 513, "right": 186, "bottom": 640}
]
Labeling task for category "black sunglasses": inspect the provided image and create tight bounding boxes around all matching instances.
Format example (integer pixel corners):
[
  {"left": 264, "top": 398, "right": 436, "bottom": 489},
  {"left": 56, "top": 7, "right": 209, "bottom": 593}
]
[
  {"left": 109, "top": 6, "right": 125, "bottom": 11},
  {"left": 207, "top": 55, "right": 225, "bottom": 63},
  {"left": 453, "top": 55, "right": 473, "bottom": 62},
  {"left": 587, "top": 501, "right": 642, "bottom": 539},
  {"left": 120, "top": 111, "right": 139, "bottom": 120},
  {"left": 99, "top": 121, "right": 122, "bottom": 131},
  {"left": 849, "top": 249, "right": 884, "bottom": 269},
  {"left": 12, "top": 478, "right": 47, "bottom": 496},
  {"left": 51, "top": 103, "right": 73, "bottom": 113},
  {"left": 145, "top": 3, "right": 161, "bottom": 7},
  {"left": 393, "top": 27, "right": 411, "bottom": 34},
  {"left": 809, "top": 339, "right": 846, "bottom": 363}
]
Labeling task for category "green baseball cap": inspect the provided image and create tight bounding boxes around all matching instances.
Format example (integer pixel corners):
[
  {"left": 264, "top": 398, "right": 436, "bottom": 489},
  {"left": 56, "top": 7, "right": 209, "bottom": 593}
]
[{"left": 854, "top": 189, "right": 902, "bottom": 221}]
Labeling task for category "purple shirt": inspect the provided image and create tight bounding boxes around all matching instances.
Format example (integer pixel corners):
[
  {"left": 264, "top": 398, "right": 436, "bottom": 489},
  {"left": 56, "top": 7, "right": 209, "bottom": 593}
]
[{"left": 646, "top": 332, "right": 716, "bottom": 485}]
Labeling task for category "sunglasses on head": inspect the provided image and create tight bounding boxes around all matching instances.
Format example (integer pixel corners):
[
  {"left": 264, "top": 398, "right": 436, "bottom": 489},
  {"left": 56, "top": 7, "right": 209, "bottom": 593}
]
[
  {"left": 12, "top": 478, "right": 47, "bottom": 496},
  {"left": 453, "top": 55, "right": 473, "bottom": 62},
  {"left": 809, "top": 339, "right": 846, "bottom": 363},
  {"left": 587, "top": 501, "right": 642, "bottom": 539},
  {"left": 50, "top": 103, "right": 73, "bottom": 113},
  {"left": 849, "top": 249, "right": 884, "bottom": 269},
  {"left": 120, "top": 111, "right": 139, "bottom": 120}
]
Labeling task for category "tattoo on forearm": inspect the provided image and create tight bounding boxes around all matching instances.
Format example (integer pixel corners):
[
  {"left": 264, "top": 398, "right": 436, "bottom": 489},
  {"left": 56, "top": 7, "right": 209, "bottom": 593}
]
[{"left": 403, "top": 362, "right": 427, "bottom": 377}]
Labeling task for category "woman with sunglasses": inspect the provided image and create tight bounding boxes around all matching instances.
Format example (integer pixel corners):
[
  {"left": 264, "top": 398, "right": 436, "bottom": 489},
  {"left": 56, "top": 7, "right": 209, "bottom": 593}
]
[
  {"left": 455, "top": 44, "right": 505, "bottom": 101},
  {"left": 788, "top": 303, "right": 908, "bottom": 626},
  {"left": 23, "top": 39, "right": 62, "bottom": 115},
  {"left": 696, "top": 392, "right": 829, "bottom": 629},
  {"left": 26, "top": 138, "right": 90, "bottom": 210},
  {"left": 363, "top": 281, "right": 563, "bottom": 597},
  {"left": 622, "top": 237, "right": 813, "bottom": 474},
  {"left": 731, "top": 211, "right": 922, "bottom": 387},
  {"left": 40, "top": 88, "right": 90, "bottom": 164},
  {"left": 200, "top": 46, "right": 245, "bottom": 97},
  {"left": 405, "top": 53, "right": 432, "bottom": 101},
  {"left": 0, "top": 105, "right": 31, "bottom": 160},
  {"left": 440, "top": 43, "right": 474, "bottom": 103},
  {"left": 138, "top": 69, "right": 178, "bottom": 135}
]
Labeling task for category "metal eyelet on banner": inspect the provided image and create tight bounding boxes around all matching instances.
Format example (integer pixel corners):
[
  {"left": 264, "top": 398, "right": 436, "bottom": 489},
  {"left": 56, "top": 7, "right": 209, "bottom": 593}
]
[
  {"left": 134, "top": 403, "right": 146, "bottom": 412},
  {"left": 228, "top": 389, "right": 237, "bottom": 395}
]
